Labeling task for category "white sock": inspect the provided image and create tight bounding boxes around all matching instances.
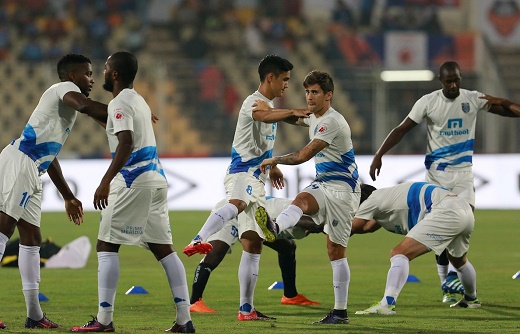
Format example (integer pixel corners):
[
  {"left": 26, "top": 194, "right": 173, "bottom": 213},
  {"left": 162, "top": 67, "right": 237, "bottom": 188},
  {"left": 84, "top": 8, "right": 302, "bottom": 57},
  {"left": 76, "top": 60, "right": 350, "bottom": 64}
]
[
  {"left": 0, "top": 232, "right": 8, "bottom": 261},
  {"left": 381, "top": 254, "right": 409, "bottom": 306},
  {"left": 331, "top": 258, "right": 349, "bottom": 310},
  {"left": 97, "top": 252, "right": 119, "bottom": 325},
  {"left": 437, "top": 264, "right": 448, "bottom": 285},
  {"left": 276, "top": 205, "right": 303, "bottom": 232},
  {"left": 160, "top": 252, "right": 191, "bottom": 325},
  {"left": 197, "top": 203, "right": 238, "bottom": 241},
  {"left": 19, "top": 245, "right": 43, "bottom": 320},
  {"left": 455, "top": 261, "right": 477, "bottom": 299},
  {"left": 238, "top": 251, "right": 260, "bottom": 313}
]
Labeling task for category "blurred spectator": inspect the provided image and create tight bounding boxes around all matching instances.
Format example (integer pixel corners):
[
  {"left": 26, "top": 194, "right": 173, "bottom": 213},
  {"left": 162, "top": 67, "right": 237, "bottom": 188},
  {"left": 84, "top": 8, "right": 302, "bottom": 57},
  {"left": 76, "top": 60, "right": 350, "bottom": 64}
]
[
  {"left": 197, "top": 62, "right": 223, "bottom": 117},
  {"left": 124, "top": 14, "right": 145, "bottom": 53},
  {"left": 332, "top": 0, "right": 356, "bottom": 27},
  {"left": 244, "top": 18, "right": 266, "bottom": 58},
  {"left": 46, "top": 38, "right": 65, "bottom": 60},
  {"left": 0, "top": 23, "right": 11, "bottom": 61},
  {"left": 19, "top": 36, "right": 45, "bottom": 62},
  {"left": 181, "top": 27, "right": 210, "bottom": 59}
]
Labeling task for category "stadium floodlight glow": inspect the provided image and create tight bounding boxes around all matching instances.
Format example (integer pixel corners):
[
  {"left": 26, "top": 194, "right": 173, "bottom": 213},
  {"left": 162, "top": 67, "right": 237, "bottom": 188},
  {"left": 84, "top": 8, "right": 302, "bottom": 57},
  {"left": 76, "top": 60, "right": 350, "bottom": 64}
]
[{"left": 380, "top": 70, "right": 435, "bottom": 82}]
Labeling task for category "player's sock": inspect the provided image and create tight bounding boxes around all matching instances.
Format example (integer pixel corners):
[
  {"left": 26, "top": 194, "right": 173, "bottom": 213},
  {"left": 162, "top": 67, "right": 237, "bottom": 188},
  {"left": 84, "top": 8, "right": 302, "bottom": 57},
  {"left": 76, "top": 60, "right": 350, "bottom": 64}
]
[
  {"left": 97, "top": 252, "right": 119, "bottom": 326},
  {"left": 197, "top": 203, "right": 238, "bottom": 241},
  {"left": 278, "top": 246, "right": 297, "bottom": 298},
  {"left": 238, "top": 251, "right": 260, "bottom": 313},
  {"left": 455, "top": 260, "right": 477, "bottom": 299},
  {"left": 19, "top": 245, "right": 43, "bottom": 320},
  {"left": 190, "top": 262, "right": 214, "bottom": 304},
  {"left": 276, "top": 205, "right": 303, "bottom": 233},
  {"left": 381, "top": 254, "right": 409, "bottom": 306},
  {"left": 331, "top": 258, "right": 349, "bottom": 310},
  {"left": 447, "top": 262, "right": 457, "bottom": 274},
  {"left": 0, "top": 232, "right": 8, "bottom": 261},
  {"left": 160, "top": 252, "right": 191, "bottom": 325},
  {"left": 436, "top": 251, "right": 449, "bottom": 284}
]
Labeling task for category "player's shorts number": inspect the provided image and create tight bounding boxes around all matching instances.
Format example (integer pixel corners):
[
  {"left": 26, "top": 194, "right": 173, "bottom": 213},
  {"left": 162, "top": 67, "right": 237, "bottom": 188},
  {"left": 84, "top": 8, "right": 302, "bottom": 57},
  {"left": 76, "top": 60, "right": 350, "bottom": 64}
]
[{"left": 19, "top": 192, "right": 31, "bottom": 208}]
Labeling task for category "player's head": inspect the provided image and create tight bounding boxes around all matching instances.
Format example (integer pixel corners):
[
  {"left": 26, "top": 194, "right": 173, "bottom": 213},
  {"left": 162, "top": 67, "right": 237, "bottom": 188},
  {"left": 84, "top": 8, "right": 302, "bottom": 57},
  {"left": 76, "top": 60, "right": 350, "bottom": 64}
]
[
  {"left": 57, "top": 53, "right": 93, "bottom": 97},
  {"left": 258, "top": 55, "right": 293, "bottom": 99},
  {"left": 360, "top": 184, "right": 377, "bottom": 205},
  {"left": 303, "top": 70, "right": 334, "bottom": 114},
  {"left": 103, "top": 51, "right": 138, "bottom": 93},
  {"left": 439, "top": 61, "right": 461, "bottom": 100}
]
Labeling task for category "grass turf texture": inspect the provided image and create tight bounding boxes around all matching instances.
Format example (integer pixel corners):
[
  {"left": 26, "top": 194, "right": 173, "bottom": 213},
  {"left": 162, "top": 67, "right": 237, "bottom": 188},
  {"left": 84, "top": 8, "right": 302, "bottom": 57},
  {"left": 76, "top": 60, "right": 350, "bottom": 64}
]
[{"left": 1, "top": 210, "right": 519, "bottom": 333}]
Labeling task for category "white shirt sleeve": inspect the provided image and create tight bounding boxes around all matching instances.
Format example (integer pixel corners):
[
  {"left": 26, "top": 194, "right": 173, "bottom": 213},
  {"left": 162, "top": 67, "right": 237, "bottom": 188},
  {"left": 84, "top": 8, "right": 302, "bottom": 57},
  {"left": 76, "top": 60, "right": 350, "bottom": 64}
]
[
  {"left": 407, "top": 95, "right": 428, "bottom": 124},
  {"left": 312, "top": 117, "right": 341, "bottom": 145},
  {"left": 55, "top": 81, "right": 81, "bottom": 100},
  {"left": 108, "top": 99, "right": 134, "bottom": 133}
]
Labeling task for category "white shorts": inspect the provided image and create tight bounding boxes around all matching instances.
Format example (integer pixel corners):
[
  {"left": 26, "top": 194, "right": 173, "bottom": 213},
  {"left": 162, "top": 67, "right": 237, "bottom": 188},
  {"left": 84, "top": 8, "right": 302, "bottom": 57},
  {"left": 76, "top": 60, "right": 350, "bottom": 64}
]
[
  {"left": 407, "top": 196, "right": 474, "bottom": 257},
  {"left": 301, "top": 182, "right": 360, "bottom": 247},
  {"left": 426, "top": 169, "right": 475, "bottom": 207},
  {"left": 98, "top": 186, "right": 172, "bottom": 249},
  {"left": 224, "top": 173, "right": 266, "bottom": 239},
  {"left": 0, "top": 144, "right": 42, "bottom": 226}
]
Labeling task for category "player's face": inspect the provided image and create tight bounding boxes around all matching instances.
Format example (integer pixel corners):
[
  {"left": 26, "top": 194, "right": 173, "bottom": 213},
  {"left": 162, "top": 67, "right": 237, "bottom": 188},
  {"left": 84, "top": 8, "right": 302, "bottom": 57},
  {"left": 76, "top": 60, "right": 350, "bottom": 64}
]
[
  {"left": 102, "top": 57, "right": 114, "bottom": 93},
  {"left": 270, "top": 71, "right": 290, "bottom": 98},
  {"left": 440, "top": 68, "right": 461, "bottom": 99},
  {"left": 305, "top": 83, "right": 332, "bottom": 115},
  {"left": 72, "top": 62, "right": 94, "bottom": 97}
]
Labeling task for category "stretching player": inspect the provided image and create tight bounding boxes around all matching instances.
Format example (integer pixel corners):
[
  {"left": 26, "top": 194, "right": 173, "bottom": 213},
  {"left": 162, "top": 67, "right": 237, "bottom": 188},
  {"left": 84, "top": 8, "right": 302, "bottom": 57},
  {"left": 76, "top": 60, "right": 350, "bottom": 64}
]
[
  {"left": 190, "top": 197, "right": 323, "bottom": 313},
  {"left": 352, "top": 182, "right": 479, "bottom": 315}
]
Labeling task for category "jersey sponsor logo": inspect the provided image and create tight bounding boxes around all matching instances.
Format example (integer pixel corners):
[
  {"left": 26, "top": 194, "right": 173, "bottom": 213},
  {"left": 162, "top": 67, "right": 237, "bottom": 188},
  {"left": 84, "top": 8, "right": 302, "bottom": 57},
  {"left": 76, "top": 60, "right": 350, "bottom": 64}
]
[
  {"left": 461, "top": 102, "right": 470, "bottom": 113},
  {"left": 447, "top": 118, "right": 463, "bottom": 128},
  {"left": 265, "top": 134, "right": 275, "bottom": 140},
  {"left": 441, "top": 118, "right": 468, "bottom": 136},
  {"left": 315, "top": 122, "right": 329, "bottom": 134},
  {"left": 114, "top": 108, "right": 124, "bottom": 120},
  {"left": 121, "top": 226, "right": 143, "bottom": 235}
]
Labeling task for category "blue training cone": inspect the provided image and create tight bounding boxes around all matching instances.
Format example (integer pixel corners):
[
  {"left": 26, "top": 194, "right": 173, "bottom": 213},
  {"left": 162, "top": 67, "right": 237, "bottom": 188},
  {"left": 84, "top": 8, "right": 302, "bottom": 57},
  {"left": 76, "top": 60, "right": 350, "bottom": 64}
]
[
  {"left": 125, "top": 286, "right": 149, "bottom": 295},
  {"left": 512, "top": 271, "right": 520, "bottom": 279},
  {"left": 406, "top": 274, "right": 421, "bottom": 283},
  {"left": 38, "top": 293, "right": 49, "bottom": 302},
  {"left": 268, "top": 281, "right": 284, "bottom": 290}
]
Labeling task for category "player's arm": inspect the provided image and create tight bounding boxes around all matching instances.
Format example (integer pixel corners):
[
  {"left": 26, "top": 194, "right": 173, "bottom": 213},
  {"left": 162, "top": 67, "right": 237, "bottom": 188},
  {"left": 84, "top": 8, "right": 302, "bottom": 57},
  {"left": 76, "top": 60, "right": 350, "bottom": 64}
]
[
  {"left": 47, "top": 158, "right": 83, "bottom": 225},
  {"left": 480, "top": 94, "right": 520, "bottom": 117},
  {"left": 62, "top": 91, "right": 109, "bottom": 126},
  {"left": 252, "top": 99, "right": 310, "bottom": 124},
  {"left": 295, "top": 217, "right": 324, "bottom": 235},
  {"left": 370, "top": 117, "right": 418, "bottom": 181},
  {"left": 93, "top": 130, "right": 133, "bottom": 210},
  {"left": 350, "top": 218, "right": 381, "bottom": 235},
  {"left": 260, "top": 139, "right": 328, "bottom": 174}
]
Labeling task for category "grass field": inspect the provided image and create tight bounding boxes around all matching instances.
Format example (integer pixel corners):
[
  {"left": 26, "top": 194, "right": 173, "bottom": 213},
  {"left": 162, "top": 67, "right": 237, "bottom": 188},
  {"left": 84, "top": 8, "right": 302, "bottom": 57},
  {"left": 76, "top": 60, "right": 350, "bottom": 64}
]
[{"left": 1, "top": 210, "right": 520, "bottom": 333}]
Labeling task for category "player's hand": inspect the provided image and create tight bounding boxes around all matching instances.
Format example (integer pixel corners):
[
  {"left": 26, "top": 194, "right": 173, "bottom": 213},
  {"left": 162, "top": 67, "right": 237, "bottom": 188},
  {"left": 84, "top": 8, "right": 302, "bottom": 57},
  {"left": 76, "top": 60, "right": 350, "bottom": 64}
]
[
  {"left": 260, "top": 158, "right": 276, "bottom": 174},
  {"left": 269, "top": 165, "right": 285, "bottom": 190},
  {"left": 293, "top": 109, "right": 311, "bottom": 118},
  {"left": 479, "top": 94, "right": 504, "bottom": 108},
  {"left": 369, "top": 155, "right": 382, "bottom": 181},
  {"left": 305, "top": 222, "right": 325, "bottom": 235},
  {"left": 93, "top": 181, "right": 110, "bottom": 210},
  {"left": 252, "top": 99, "right": 270, "bottom": 112},
  {"left": 65, "top": 198, "right": 84, "bottom": 225},
  {"left": 151, "top": 113, "right": 159, "bottom": 123}
]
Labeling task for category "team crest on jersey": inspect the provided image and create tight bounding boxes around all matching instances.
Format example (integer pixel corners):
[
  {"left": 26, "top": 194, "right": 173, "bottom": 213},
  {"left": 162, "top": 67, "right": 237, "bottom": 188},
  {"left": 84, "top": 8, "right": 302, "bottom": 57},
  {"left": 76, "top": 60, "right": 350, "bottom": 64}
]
[
  {"left": 114, "top": 108, "right": 124, "bottom": 120},
  {"left": 461, "top": 102, "right": 470, "bottom": 113}
]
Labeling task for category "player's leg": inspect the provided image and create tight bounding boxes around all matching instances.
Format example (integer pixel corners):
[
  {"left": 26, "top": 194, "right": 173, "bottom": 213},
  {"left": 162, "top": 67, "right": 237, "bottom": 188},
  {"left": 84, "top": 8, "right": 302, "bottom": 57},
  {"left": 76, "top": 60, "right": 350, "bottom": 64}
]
[
  {"left": 447, "top": 253, "right": 479, "bottom": 308},
  {"left": 264, "top": 238, "right": 320, "bottom": 305},
  {"left": 356, "top": 237, "right": 429, "bottom": 315},
  {"left": 190, "top": 240, "right": 229, "bottom": 312}
]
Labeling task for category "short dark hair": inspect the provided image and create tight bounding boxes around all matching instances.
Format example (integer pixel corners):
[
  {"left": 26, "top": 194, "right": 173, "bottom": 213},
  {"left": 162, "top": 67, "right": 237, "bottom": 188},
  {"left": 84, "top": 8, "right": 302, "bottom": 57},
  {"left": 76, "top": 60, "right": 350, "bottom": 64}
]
[
  {"left": 109, "top": 51, "right": 138, "bottom": 84},
  {"left": 258, "top": 55, "right": 293, "bottom": 82},
  {"left": 360, "top": 184, "right": 377, "bottom": 205},
  {"left": 57, "top": 53, "right": 91, "bottom": 80},
  {"left": 439, "top": 61, "right": 460, "bottom": 76},
  {"left": 303, "top": 70, "right": 334, "bottom": 94}
]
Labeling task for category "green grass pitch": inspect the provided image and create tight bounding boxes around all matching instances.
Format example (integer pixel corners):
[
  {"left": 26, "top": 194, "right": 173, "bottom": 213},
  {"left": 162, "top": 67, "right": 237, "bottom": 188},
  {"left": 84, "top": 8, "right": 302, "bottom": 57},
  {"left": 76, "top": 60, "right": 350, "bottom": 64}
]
[{"left": 1, "top": 210, "right": 519, "bottom": 333}]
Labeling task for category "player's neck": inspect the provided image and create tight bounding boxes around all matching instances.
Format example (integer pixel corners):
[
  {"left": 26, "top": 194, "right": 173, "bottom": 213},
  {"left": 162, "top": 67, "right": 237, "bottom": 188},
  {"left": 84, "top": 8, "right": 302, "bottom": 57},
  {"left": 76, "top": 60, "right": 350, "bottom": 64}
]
[{"left": 112, "top": 83, "right": 133, "bottom": 97}]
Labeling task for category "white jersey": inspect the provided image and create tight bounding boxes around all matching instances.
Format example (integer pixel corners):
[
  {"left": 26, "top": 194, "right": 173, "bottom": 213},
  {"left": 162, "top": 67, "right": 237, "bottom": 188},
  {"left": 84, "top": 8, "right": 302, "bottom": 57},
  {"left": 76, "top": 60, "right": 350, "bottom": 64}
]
[
  {"left": 355, "top": 182, "right": 451, "bottom": 235},
  {"left": 303, "top": 107, "right": 360, "bottom": 192},
  {"left": 227, "top": 91, "right": 275, "bottom": 183},
  {"left": 407, "top": 89, "right": 489, "bottom": 171},
  {"left": 11, "top": 81, "right": 80, "bottom": 174},
  {"left": 106, "top": 88, "right": 166, "bottom": 189}
]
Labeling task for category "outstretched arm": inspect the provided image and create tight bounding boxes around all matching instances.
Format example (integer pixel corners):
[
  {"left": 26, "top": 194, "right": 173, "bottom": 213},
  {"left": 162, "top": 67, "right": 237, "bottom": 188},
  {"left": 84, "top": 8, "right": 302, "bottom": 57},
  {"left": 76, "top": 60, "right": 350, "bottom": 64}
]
[
  {"left": 370, "top": 117, "right": 418, "bottom": 181},
  {"left": 93, "top": 130, "right": 133, "bottom": 210},
  {"left": 260, "top": 138, "right": 328, "bottom": 174},
  {"left": 47, "top": 158, "right": 83, "bottom": 225},
  {"left": 480, "top": 94, "right": 520, "bottom": 117},
  {"left": 62, "top": 91, "right": 108, "bottom": 125},
  {"left": 252, "top": 99, "right": 310, "bottom": 124}
]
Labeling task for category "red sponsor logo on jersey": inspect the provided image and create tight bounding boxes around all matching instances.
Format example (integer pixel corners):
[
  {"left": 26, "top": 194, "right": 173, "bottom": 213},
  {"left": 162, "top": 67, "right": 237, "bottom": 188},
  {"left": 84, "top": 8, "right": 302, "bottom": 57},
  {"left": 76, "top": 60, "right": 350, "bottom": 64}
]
[
  {"left": 114, "top": 108, "right": 124, "bottom": 120},
  {"left": 318, "top": 123, "right": 328, "bottom": 133}
]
